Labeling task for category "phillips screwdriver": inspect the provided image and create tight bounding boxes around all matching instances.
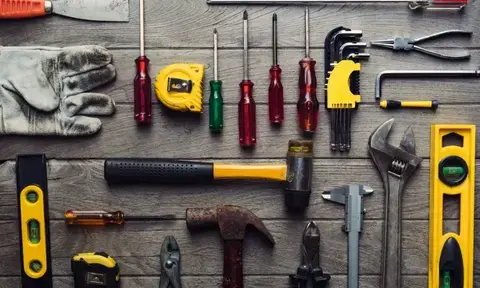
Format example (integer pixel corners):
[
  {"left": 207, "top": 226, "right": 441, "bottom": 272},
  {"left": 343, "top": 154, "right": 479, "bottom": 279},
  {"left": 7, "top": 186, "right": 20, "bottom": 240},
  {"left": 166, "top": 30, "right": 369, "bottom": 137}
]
[
  {"left": 297, "top": 7, "right": 319, "bottom": 136},
  {"left": 210, "top": 28, "right": 224, "bottom": 132},
  {"left": 65, "top": 210, "right": 175, "bottom": 226},
  {"left": 239, "top": 10, "right": 256, "bottom": 147},
  {"left": 268, "top": 13, "right": 284, "bottom": 125},
  {"left": 380, "top": 99, "right": 439, "bottom": 110},
  {"left": 133, "top": 0, "right": 152, "bottom": 125}
]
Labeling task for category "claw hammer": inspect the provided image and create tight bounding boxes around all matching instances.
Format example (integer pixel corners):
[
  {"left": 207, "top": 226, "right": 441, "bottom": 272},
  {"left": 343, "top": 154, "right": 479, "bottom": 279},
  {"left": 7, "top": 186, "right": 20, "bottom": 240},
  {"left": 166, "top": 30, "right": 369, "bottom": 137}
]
[{"left": 104, "top": 140, "right": 314, "bottom": 212}]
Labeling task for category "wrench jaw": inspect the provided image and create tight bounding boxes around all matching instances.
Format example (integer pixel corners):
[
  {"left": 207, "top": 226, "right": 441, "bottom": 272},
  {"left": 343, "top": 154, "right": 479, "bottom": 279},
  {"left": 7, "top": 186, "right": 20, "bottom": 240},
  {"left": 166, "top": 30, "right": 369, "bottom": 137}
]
[{"left": 368, "top": 119, "right": 423, "bottom": 184}]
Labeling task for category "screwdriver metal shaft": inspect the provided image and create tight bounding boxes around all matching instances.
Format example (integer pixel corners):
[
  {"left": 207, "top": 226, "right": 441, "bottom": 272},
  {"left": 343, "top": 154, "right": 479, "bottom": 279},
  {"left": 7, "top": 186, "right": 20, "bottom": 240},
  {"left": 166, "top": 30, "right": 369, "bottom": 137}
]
[
  {"left": 134, "top": 0, "right": 152, "bottom": 124},
  {"left": 297, "top": 7, "right": 319, "bottom": 136},
  {"left": 238, "top": 11, "right": 256, "bottom": 147},
  {"left": 209, "top": 28, "right": 224, "bottom": 132},
  {"left": 268, "top": 13, "right": 284, "bottom": 124}
]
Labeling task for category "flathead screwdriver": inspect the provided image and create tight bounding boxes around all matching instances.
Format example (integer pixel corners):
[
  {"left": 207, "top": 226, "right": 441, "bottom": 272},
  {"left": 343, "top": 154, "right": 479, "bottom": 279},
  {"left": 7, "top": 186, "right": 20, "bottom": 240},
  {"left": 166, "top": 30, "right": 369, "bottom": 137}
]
[
  {"left": 238, "top": 10, "right": 256, "bottom": 147},
  {"left": 268, "top": 13, "right": 284, "bottom": 124},
  {"left": 65, "top": 210, "right": 174, "bottom": 226},
  {"left": 134, "top": 0, "right": 152, "bottom": 124},
  {"left": 210, "top": 28, "right": 224, "bottom": 132},
  {"left": 297, "top": 7, "right": 319, "bottom": 135}
]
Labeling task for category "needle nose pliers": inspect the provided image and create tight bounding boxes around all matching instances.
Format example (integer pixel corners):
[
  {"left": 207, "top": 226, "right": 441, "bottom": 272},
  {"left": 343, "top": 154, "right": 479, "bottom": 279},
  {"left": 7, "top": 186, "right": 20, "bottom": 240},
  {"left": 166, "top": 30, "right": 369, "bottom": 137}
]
[
  {"left": 371, "top": 30, "right": 472, "bottom": 60},
  {"left": 159, "top": 236, "right": 182, "bottom": 288}
]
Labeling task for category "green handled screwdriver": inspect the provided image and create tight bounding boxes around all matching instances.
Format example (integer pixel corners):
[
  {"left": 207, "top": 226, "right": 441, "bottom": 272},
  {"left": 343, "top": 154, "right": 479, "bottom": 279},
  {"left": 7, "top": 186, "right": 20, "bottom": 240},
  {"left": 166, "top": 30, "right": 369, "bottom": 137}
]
[{"left": 209, "top": 28, "right": 224, "bottom": 132}]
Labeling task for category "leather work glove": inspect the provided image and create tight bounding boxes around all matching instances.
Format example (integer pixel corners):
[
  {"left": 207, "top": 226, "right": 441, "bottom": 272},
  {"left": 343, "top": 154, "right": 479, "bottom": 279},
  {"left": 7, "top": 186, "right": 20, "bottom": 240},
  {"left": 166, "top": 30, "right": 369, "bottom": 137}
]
[{"left": 0, "top": 45, "right": 116, "bottom": 136}]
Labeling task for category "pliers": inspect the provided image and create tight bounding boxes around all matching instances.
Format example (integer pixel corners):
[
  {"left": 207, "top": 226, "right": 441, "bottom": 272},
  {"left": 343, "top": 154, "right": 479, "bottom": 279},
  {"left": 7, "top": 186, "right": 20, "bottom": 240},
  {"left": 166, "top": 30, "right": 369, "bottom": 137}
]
[
  {"left": 290, "top": 221, "right": 331, "bottom": 288},
  {"left": 159, "top": 236, "right": 182, "bottom": 288},
  {"left": 371, "top": 30, "right": 472, "bottom": 60}
]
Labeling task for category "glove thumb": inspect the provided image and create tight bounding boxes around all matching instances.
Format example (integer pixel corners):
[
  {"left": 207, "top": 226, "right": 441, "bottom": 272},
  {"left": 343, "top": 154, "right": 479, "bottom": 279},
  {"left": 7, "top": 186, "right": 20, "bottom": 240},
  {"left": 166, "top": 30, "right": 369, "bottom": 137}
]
[
  {"left": 8, "top": 66, "right": 59, "bottom": 112},
  {"left": 59, "top": 115, "right": 103, "bottom": 136}
]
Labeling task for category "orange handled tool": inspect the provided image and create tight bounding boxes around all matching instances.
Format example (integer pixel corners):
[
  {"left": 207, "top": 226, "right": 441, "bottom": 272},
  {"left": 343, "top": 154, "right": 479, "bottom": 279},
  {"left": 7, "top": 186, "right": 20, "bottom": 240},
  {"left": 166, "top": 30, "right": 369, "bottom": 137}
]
[
  {"left": 0, "top": 0, "right": 129, "bottom": 21},
  {"left": 65, "top": 210, "right": 174, "bottom": 226},
  {"left": 0, "top": 0, "right": 48, "bottom": 19}
]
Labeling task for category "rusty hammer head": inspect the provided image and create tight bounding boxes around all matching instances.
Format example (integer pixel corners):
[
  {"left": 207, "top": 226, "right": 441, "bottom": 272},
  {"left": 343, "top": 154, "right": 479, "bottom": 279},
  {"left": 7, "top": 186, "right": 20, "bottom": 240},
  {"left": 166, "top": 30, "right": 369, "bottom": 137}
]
[
  {"left": 185, "top": 205, "right": 275, "bottom": 244},
  {"left": 284, "top": 140, "right": 314, "bottom": 212}
]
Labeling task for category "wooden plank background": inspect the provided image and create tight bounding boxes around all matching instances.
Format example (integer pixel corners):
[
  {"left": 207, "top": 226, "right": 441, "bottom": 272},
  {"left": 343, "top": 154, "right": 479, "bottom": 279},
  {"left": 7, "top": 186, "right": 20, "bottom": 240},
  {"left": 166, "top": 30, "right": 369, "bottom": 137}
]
[{"left": 1, "top": 0, "right": 479, "bottom": 286}]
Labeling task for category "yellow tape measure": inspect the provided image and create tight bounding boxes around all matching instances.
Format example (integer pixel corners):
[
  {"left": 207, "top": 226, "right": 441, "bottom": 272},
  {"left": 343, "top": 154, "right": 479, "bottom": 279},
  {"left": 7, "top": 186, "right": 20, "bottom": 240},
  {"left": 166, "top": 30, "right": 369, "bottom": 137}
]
[{"left": 155, "top": 63, "right": 205, "bottom": 112}]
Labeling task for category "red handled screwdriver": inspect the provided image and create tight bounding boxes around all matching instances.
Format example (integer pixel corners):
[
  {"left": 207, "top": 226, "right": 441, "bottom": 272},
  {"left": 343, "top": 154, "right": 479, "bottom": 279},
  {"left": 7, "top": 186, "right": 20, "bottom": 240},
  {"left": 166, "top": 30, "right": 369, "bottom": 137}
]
[
  {"left": 133, "top": 0, "right": 152, "bottom": 124},
  {"left": 239, "top": 10, "right": 256, "bottom": 147},
  {"left": 268, "top": 13, "right": 284, "bottom": 125},
  {"left": 297, "top": 7, "right": 319, "bottom": 136}
]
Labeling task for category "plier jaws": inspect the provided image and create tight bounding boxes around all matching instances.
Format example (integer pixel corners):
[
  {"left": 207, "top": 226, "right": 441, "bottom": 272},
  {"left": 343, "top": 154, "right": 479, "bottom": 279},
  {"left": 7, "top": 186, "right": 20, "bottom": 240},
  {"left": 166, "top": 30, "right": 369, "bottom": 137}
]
[
  {"left": 159, "top": 236, "right": 182, "bottom": 288},
  {"left": 371, "top": 30, "right": 472, "bottom": 60}
]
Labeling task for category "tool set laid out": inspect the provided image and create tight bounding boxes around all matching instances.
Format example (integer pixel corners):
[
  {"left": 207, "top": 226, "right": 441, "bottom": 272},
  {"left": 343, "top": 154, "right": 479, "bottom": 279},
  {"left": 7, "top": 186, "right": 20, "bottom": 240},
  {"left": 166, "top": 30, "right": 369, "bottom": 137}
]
[
  {"left": 2, "top": 0, "right": 479, "bottom": 287},
  {"left": 324, "top": 27, "right": 369, "bottom": 152},
  {"left": 429, "top": 125, "right": 475, "bottom": 288}
]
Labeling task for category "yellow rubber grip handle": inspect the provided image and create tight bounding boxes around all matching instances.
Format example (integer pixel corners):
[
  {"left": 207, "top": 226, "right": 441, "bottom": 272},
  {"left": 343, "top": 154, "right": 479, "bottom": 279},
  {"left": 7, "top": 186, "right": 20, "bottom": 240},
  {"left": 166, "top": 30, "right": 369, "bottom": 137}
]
[
  {"left": 213, "top": 163, "right": 287, "bottom": 181},
  {"left": 380, "top": 100, "right": 439, "bottom": 110}
]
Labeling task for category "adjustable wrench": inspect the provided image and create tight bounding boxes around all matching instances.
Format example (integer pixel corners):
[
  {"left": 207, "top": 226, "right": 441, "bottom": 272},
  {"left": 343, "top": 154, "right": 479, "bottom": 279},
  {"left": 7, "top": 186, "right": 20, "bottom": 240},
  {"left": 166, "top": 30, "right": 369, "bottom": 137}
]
[
  {"left": 322, "top": 185, "right": 373, "bottom": 288},
  {"left": 368, "top": 118, "right": 422, "bottom": 288}
]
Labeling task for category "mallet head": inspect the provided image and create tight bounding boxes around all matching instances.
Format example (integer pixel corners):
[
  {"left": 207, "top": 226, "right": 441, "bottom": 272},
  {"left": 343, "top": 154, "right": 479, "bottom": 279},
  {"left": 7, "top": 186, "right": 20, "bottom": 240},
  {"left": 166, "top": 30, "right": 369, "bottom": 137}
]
[{"left": 284, "top": 140, "right": 314, "bottom": 212}]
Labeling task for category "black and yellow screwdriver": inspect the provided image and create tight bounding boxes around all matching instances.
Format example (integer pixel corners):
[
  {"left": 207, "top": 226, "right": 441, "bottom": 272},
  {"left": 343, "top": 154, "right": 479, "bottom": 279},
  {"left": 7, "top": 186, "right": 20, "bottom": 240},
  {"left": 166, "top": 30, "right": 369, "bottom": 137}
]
[
  {"left": 65, "top": 210, "right": 174, "bottom": 226},
  {"left": 380, "top": 99, "right": 439, "bottom": 110}
]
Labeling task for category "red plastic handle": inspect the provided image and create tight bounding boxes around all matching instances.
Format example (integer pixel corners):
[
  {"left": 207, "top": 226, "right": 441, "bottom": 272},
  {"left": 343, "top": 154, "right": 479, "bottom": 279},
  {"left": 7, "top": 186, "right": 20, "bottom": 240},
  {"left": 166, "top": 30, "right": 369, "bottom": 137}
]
[
  {"left": 268, "top": 65, "right": 284, "bottom": 124},
  {"left": 0, "top": 0, "right": 46, "bottom": 19},
  {"left": 238, "top": 80, "right": 256, "bottom": 147}
]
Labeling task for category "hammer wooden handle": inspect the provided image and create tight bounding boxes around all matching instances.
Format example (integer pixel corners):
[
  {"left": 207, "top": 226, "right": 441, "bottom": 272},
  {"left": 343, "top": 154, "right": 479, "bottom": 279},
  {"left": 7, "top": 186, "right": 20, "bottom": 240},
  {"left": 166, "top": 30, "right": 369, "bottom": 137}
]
[{"left": 223, "top": 240, "right": 244, "bottom": 288}]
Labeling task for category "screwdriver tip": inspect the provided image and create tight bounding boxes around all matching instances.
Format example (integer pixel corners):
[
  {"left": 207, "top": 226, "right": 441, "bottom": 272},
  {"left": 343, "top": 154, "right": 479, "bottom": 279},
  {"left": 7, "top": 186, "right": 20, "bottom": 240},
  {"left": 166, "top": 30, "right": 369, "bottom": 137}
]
[
  {"left": 273, "top": 13, "right": 277, "bottom": 20},
  {"left": 243, "top": 10, "right": 248, "bottom": 20},
  {"left": 214, "top": 28, "right": 217, "bottom": 34}
]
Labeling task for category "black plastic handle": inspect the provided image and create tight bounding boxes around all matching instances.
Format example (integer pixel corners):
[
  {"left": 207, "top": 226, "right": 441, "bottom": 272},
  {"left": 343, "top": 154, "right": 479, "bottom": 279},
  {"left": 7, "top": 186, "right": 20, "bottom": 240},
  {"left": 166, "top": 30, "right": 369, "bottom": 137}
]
[{"left": 104, "top": 159, "right": 214, "bottom": 184}]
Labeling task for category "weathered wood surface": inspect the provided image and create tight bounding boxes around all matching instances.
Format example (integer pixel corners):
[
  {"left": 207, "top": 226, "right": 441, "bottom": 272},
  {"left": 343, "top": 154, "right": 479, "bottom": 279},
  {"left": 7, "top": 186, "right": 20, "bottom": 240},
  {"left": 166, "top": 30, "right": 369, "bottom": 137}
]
[{"left": 1, "top": 0, "right": 480, "bottom": 287}]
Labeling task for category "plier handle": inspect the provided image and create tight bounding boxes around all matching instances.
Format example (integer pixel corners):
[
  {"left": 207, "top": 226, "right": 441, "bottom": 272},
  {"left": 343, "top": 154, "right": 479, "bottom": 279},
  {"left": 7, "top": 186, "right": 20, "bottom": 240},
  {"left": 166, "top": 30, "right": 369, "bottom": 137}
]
[
  {"left": 159, "top": 236, "right": 182, "bottom": 288},
  {"left": 371, "top": 30, "right": 472, "bottom": 60}
]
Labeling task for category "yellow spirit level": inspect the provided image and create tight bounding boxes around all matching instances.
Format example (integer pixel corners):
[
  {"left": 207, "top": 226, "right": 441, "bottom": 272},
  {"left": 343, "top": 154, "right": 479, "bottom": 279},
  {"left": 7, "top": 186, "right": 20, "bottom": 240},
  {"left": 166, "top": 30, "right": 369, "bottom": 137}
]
[
  {"left": 429, "top": 125, "right": 475, "bottom": 288},
  {"left": 16, "top": 154, "right": 52, "bottom": 287}
]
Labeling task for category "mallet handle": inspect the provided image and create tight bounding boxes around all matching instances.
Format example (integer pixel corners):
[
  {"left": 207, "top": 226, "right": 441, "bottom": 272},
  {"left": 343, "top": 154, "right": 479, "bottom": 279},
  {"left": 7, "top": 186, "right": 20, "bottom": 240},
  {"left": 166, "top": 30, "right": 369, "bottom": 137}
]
[
  {"left": 223, "top": 240, "right": 244, "bottom": 288},
  {"left": 104, "top": 159, "right": 287, "bottom": 184},
  {"left": 104, "top": 159, "right": 214, "bottom": 184}
]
